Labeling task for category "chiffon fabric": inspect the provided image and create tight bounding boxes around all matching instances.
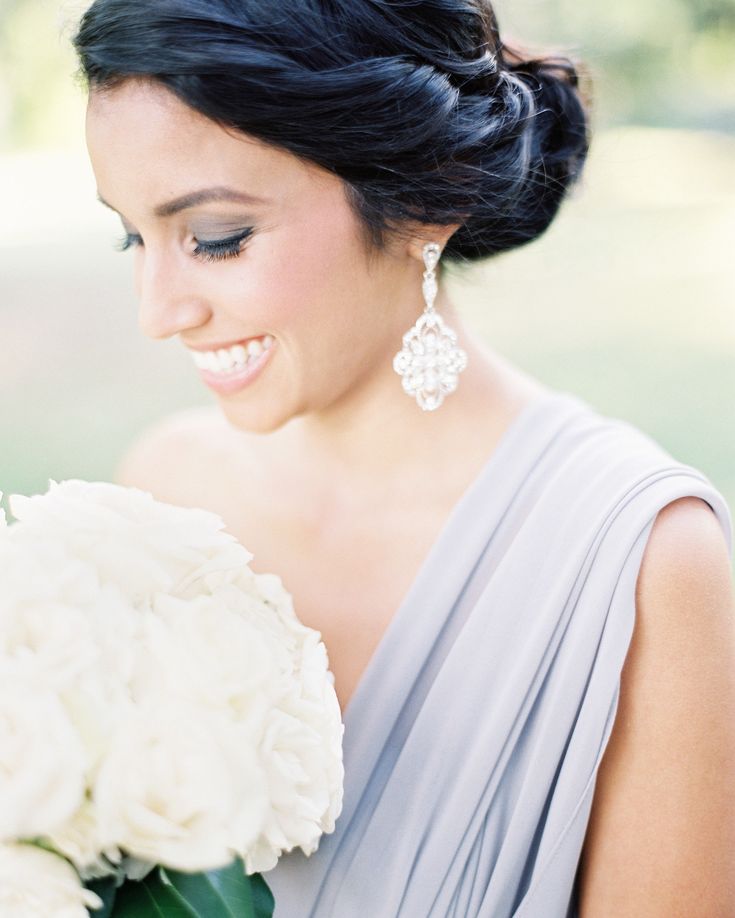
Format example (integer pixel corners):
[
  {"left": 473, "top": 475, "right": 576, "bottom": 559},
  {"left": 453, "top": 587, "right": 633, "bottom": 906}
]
[{"left": 265, "top": 388, "right": 733, "bottom": 917}]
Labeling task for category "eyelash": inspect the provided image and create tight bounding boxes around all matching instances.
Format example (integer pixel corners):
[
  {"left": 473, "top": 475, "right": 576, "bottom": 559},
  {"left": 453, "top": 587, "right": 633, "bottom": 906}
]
[{"left": 114, "top": 229, "right": 253, "bottom": 262}]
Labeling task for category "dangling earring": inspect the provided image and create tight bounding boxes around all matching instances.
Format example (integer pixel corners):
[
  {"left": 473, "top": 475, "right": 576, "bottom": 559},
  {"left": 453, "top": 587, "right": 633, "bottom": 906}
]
[{"left": 392, "top": 241, "right": 468, "bottom": 411}]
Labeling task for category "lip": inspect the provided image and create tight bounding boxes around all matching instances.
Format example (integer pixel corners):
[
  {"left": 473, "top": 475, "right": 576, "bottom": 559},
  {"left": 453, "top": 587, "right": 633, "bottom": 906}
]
[{"left": 196, "top": 340, "right": 275, "bottom": 395}]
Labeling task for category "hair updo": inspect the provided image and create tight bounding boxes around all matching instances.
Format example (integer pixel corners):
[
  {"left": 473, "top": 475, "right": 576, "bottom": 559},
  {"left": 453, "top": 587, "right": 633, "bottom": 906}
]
[{"left": 73, "top": 0, "right": 591, "bottom": 264}]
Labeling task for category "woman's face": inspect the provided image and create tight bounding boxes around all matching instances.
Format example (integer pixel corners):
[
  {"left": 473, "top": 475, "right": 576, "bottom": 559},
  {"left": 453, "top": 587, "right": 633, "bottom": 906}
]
[{"left": 85, "top": 78, "right": 427, "bottom": 433}]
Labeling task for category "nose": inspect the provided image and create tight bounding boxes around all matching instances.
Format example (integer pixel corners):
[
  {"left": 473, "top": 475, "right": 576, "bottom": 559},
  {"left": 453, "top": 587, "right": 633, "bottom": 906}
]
[{"left": 134, "top": 248, "right": 210, "bottom": 340}]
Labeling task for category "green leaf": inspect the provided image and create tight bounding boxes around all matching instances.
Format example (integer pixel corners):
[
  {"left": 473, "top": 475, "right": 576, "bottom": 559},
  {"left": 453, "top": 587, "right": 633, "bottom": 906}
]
[
  {"left": 85, "top": 876, "right": 118, "bottom": 918},
  {"left": 162, "top": 859, "right": 274, "bottom": 918},
  {"left": 108, "top": 861, "right": 275, "bottom": 918},
  {"left": 110, "top": 868, "right": 197, "bottom": 917},
  {"left": 249, "top": 873, "right": 275, "bottom": 918}
]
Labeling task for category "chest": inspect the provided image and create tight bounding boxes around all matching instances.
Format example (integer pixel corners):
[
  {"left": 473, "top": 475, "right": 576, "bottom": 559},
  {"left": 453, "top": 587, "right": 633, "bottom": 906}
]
[
  {"left": 173, "top": 418, "right": 511, "bottom": 714},
  {"left": 220, "top": 502, "right": 445, "bottom": 713}
]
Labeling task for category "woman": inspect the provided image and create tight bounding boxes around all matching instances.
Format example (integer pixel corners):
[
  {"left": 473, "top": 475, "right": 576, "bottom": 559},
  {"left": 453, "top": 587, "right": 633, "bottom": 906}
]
[{"left": 72, "top": 1, "right": 735, "bottom": 915}]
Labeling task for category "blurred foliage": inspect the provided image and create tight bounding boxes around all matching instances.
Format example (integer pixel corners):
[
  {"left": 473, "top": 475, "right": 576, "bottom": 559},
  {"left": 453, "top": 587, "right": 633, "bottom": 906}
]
[
  {"left": 0, "top": 0, "right": 733, "bottom": 150},
  {"left": 499, "top": 0, "right": 735, "bottom": 131},
  {"left": 0, "top": 0, "right": 85, "bottom": 149}
]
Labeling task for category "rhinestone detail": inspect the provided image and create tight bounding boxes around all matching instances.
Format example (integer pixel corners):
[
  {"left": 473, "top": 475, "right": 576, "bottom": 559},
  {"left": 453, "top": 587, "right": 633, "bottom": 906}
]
[
  {"left": 392, "top": 242, "right": 468, "bottom": 411},
  {"left": 393, "top": 312, "right": 468, "bottom": 411}
]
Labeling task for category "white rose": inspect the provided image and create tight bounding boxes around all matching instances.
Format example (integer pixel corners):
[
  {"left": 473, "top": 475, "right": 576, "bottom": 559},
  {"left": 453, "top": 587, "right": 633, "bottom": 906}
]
[
  {"left": 60, "top": 674, "right": 134, "bottom": 781},
  {"left": 94, "top": 701, "right": 269, "bottom": 871},
  {"left": 171, "top": 540, "right": 257, "bottom": 596},
  {"left": 0, "top": 529, "right": 98, "bottom": 610},
  {"left": 0, "top": 842, "right": 102, "bottom": 917},
  {"left": 252, "top": 570, "right": 300, "bottom": 622},
  {"left": 8, "top": 480, "right": 253, "bottom": 597},
  {"left": 0, "top": 684, "right": 87, "bottom": 841},
  {"left": 0, "top": 596, "right": 98, "bottom": 692},
  {"left": 242, "top": 632, "right": 344, "bottom": 874},
  {"left": 57, "top": 585, "right": 141, "bottom": 774},
  {"left": 135, "top": 595, "right": 275, "bottom": 725},
  {"left": 0, "top": 568, "right": 137, "bottom": 776},
  {"left": 2, "top": 479, "right": 345, "bottom": 878},
  {"left": 294, "top": 631, "right": 345, "bottom": 835},
  {"left": 46, "top": 798, "right": 122, "bottom": 879},
  {"left": 209, "top": 575, "right": 313, "bottom": 700}
]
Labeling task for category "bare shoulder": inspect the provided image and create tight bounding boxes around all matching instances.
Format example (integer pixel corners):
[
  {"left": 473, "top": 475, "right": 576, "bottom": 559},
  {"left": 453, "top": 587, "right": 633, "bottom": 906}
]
[
  {"left": 577, "top": 495, "right": 735, "bottom": 916},
  {"left": 638, "top": 495, "right": 733, "bottom": 598},
  {"left": 113, "top": 406, "right": 252, "bottom": 505}
]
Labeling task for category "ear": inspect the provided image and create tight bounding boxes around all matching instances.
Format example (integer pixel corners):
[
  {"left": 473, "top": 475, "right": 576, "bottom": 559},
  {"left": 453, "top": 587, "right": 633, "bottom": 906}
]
[{"left": 405, "top": 223, "right": 462, "bottom": 264}]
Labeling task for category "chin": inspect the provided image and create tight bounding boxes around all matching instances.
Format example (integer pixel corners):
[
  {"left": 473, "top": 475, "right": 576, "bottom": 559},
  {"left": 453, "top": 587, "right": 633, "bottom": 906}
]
[{"left": 216, "top": 398, "right": 295, "bottom": 435}]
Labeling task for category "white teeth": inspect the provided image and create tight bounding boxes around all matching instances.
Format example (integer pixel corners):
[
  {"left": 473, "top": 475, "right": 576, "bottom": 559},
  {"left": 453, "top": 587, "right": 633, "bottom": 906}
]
[
  {"left": 231, "top": 344, "right": 248, "bottom": 365},
  {"left": 216, "top": 348, "right": 235, "bottom": 370},
  {"left": 189, "top": 336, "right": 272, "bottom": 375}
]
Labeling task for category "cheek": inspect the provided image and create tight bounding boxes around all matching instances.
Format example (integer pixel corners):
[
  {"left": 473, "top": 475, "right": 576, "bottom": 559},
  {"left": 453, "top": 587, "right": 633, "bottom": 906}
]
[{"left": 233, "top": 215, "right": 369, "bottom": 339}]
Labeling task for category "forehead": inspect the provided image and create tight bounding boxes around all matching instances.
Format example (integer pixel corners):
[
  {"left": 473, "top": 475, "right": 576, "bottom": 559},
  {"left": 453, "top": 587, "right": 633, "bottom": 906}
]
[{"left": 85, "top": 78, "right": 329, "bottom": 211}]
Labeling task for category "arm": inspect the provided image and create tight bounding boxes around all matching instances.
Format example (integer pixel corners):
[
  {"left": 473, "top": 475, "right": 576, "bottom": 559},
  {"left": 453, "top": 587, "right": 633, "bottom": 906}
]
[{"left": 577, "top": 496, "right": 735, "bottom": 917}]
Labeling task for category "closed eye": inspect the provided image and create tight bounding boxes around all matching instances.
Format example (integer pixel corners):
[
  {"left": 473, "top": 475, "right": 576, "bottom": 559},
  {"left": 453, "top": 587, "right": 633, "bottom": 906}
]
[
  {"left": 193, "top": 228, "right": 253, "bottom": 262},
  {"left": 113, "top": 228, "right": 253, "bottom": 262},
  {"left": 115, "top": 232, "right": 142, "bottom": 252}
]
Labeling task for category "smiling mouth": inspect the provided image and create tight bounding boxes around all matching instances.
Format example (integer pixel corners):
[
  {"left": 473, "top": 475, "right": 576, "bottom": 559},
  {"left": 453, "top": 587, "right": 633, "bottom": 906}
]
[{"left": 187, "top": 335, "right": 274, "bottom": 374}]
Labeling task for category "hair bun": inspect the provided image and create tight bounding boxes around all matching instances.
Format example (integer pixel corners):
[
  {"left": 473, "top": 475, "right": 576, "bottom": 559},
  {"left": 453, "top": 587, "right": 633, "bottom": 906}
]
[
  {"left": 501, "top": 39, "right": 590, "bottom": 171},
  {"left": 445, "top": 38, "right": 591, "bottom": 262}
]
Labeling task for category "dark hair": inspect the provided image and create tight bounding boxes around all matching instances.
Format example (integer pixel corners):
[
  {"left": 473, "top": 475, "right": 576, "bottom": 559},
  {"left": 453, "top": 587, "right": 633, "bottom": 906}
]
[{"left": 73, "top": 0, "right": 591, "bottom": 263}]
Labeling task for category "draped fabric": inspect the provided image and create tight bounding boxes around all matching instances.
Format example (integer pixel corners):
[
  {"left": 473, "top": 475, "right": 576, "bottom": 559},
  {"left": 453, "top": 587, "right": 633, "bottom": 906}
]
[{"left": 265, "top": 389, "right": 733, "bottom": 917}]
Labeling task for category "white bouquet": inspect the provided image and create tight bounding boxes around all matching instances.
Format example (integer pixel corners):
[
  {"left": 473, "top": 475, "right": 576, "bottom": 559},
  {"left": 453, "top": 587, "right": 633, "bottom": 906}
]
[{"left": 0, "top": 480, "right": 344, "bottom": 917}]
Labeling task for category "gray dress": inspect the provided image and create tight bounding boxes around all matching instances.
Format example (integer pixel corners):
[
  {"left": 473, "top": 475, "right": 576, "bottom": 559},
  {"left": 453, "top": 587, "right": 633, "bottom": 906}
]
[{"left": 265, "top": 388, "right": 733, "bottom": 917}]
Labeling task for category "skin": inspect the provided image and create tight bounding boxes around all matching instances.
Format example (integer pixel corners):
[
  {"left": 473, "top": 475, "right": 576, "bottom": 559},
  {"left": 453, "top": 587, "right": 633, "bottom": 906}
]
[
  {"left": 86, "top": 78, "right": 544, "bottom": 491},
  {"left": 86, "top": 78, "right": 735, "bottom": 914},
  {"left": 578, "top": 496, "right": 735, "bottom": 916}
]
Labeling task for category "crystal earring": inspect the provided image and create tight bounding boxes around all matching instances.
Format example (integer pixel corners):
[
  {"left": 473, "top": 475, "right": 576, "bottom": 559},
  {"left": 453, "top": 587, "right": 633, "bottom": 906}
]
[{"left": 392, "top": 242, "right": 468, "bottom": 411}]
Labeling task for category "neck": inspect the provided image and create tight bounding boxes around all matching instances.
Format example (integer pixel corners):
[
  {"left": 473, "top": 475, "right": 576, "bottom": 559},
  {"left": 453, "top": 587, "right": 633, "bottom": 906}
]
[{"left": 281, "top": 298, "right": 511, "bottom": 494}]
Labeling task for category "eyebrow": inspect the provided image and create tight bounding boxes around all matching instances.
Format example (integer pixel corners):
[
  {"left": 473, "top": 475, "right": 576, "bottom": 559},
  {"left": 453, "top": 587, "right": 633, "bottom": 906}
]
[{"left": 97, "top": 186, "right": 268, "bottom": 218}]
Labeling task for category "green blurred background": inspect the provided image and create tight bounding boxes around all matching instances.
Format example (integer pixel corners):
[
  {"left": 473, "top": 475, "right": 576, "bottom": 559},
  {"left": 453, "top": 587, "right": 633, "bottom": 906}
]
[{"left": 1, "top": 0, "right": 734, "bottom": 559}]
